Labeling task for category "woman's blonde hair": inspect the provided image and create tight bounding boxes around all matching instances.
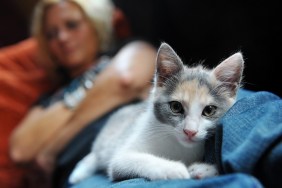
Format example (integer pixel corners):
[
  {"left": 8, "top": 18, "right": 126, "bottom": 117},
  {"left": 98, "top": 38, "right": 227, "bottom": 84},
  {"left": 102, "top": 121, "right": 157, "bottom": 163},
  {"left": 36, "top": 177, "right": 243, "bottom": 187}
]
[{"left": 32, "top": 0, "right": 114, "bottom": 72}]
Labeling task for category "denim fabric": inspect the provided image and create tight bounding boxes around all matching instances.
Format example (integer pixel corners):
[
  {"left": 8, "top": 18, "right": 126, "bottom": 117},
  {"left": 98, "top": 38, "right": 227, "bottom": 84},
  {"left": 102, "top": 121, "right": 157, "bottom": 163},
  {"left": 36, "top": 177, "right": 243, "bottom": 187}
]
[
  {"left": 69, "top": 90, "right": 281, "bottom": 188},
  {"left": 72, "top": 173, "right": 262, "bottom": 188},
  {"left": 257, "top": 139, "right": 282, "bottom": 188},
  {"left": 219, "top": 91, "right": 282, "bottom": 188}
]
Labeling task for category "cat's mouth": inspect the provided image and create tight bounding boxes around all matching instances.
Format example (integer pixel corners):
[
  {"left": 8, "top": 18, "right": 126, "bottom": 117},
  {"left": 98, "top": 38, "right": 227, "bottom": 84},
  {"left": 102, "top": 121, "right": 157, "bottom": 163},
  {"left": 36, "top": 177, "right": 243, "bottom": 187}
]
[
  {"left": 176, "top": 136, "right": 198, "bottom": 147},
  {"left": 184, "top": 137, "right": 196, "bottom": 143}
]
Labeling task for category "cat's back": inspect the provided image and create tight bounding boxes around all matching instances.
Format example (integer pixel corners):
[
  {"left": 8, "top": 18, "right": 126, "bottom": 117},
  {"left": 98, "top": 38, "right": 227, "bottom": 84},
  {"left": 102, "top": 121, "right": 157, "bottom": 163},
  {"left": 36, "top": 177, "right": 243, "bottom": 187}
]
[{"left": 92, "top": 101, "right": 147, "bottom": 167}]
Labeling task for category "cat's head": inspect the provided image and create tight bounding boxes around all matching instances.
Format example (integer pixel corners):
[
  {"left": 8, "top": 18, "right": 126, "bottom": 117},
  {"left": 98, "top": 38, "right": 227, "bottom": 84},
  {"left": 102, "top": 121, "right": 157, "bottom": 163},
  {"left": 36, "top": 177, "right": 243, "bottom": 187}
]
[{"left": 152, "top": 42, "right": 244, "bottom": 147}]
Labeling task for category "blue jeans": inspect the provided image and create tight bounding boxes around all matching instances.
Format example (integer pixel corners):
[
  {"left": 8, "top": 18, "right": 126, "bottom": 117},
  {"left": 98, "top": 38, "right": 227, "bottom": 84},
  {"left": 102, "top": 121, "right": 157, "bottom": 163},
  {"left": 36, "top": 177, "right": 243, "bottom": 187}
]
[{"left": 70, "top": 90, "right": 282, "bottom": 188}]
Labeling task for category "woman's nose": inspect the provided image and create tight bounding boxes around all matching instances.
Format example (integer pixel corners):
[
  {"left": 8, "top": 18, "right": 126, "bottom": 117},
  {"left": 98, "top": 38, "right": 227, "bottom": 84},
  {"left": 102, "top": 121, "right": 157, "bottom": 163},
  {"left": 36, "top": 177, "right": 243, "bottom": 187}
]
[{"left": 57, "top": 29, "right": 70, "bottom": 42}]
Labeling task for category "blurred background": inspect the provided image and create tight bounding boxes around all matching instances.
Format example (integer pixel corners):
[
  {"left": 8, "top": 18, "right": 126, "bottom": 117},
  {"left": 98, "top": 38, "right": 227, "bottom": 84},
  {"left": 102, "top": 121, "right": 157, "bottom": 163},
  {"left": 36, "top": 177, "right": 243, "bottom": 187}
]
[{"left": 0, "top": 0, "right": 281, "bottom": 96}]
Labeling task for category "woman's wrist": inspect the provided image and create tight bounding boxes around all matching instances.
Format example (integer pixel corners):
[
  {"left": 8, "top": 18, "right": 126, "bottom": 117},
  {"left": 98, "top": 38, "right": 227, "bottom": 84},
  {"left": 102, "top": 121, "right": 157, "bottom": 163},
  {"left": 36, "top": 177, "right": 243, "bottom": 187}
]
[
  {"left": 63, "top": 56, "right": 111, "bottom": 109},
  {"left": 63, "top": 86, "right": 87, "bottom": 109}
]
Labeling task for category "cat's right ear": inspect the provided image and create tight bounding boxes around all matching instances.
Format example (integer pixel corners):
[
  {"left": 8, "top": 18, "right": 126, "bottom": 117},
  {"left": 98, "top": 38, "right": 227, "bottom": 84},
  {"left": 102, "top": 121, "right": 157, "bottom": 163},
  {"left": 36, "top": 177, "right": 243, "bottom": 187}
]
[
  {"left": 212, "top": 52, "right": 244, "bottom": 97},
  {"left": 156, "top": 43, "right": 184, "bottom": 87}
]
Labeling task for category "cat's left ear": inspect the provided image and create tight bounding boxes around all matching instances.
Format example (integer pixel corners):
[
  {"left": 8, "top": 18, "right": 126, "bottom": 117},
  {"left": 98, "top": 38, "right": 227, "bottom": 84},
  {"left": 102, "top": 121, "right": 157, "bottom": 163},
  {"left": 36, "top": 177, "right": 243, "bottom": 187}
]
[
  {"left": 212, "top": 52, "right": 244, "bottom": 96},
  {"left": 156, "top": 43, "right": 184, "bottom": 87}
]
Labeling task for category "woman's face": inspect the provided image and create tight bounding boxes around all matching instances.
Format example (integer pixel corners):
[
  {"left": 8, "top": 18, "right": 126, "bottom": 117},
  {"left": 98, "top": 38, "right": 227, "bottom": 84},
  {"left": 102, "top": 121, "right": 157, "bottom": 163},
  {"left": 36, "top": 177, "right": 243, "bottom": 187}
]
[{"left": 44, "top": 1, "right": 98, "bottom": 74}]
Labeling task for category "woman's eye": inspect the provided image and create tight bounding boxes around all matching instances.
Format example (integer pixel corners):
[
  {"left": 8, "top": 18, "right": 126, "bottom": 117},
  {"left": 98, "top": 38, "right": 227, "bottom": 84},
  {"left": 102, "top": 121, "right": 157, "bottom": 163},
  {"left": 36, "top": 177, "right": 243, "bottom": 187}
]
[
  {"left": 46, "top": 29, "right": 58, "bottom": 40},
  {"left": 66, "top": 20, "right": 80, "bottom": 30},
  {"left": 169, "top": 101, "right": 184, "bottom": 114},
  {"left": 202, "top": 105, "right": 217, "bottom": 117}
]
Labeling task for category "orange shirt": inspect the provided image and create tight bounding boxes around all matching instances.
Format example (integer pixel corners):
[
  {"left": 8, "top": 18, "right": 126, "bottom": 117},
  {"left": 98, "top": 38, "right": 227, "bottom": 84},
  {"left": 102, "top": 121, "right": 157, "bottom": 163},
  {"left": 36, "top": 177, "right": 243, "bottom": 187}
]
[{"left": 0, "top": 38, "right": 55, "bottom": 188}]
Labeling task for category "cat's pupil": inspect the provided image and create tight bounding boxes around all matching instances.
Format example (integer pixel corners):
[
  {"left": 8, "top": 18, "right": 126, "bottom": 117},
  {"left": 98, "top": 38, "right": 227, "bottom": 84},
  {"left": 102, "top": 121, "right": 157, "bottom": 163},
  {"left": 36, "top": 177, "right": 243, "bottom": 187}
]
[
  {"left": 202, "top": 105, "right": 217, "bottom": 117},
  {"left": 169, "top": 101, "right": 184, "bottom": 114}
]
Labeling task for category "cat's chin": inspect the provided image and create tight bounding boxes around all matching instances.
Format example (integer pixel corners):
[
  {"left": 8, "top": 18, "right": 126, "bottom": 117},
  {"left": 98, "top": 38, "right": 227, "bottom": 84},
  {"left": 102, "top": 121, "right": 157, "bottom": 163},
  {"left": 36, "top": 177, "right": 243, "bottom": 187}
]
[{"left": 178, "top": 137, "right": 202, "bottom": 148}]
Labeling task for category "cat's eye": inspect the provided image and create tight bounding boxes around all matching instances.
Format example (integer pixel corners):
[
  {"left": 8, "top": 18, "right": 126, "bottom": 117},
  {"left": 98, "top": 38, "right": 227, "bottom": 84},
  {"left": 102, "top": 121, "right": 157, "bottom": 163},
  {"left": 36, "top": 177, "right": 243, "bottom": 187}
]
[
  {"left": 169, "top": 101, "right": 184, "bottom": 114},
  {"left": 202, "top": 105, "right": 217, "bottom": 117}
]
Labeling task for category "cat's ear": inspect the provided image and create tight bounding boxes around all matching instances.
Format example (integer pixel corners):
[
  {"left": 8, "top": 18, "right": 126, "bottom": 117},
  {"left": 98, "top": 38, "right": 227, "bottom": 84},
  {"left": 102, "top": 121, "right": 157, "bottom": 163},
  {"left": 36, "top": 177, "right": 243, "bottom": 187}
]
[
  {"left": 212, "top": 52, "right": 244, "bottom": 96},
  {"left": 156, "top": 42, "right": 184, "bottom": 87}
]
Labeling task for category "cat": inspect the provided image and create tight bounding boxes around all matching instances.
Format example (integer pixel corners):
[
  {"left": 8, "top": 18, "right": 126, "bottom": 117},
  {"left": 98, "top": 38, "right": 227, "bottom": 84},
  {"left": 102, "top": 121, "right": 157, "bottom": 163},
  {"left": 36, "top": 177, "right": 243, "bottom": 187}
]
[{"left": 69, "top": 42, "right": 244, "bottom": 183}]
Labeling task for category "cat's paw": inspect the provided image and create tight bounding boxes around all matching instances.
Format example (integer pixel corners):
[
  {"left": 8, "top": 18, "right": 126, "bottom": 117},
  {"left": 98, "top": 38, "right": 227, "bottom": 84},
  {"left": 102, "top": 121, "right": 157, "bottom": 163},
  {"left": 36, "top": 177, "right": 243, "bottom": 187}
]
[
  {"left": 68, "top": 153, "right": 97, "bottom": 184},
  {"left": 69, "top": 166, "right": 92, "bottom": 184},
  {"left": 149, "top": 161, "right": 191, "bottom": 180},
  {"left": 188, "top": 163, "right": 218, "bottom": 179}
]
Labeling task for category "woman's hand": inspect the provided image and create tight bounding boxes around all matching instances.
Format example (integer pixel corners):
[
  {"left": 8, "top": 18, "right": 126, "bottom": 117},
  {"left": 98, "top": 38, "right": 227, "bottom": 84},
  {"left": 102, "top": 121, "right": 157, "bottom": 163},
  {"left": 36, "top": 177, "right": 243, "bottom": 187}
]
[
  {"left": 9, "top": 102, "right": 72, "bottom": 163},
  {"left": 36, "top": 150, "right": 56, "bottom": 175},
  {"left": 111, "top": 41, "right": 156, "bottom": 100}
]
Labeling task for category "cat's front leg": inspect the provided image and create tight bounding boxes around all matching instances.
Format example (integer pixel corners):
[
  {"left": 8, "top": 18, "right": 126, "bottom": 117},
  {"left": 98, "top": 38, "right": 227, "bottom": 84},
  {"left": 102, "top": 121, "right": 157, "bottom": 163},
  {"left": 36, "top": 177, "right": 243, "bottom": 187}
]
[
  {"left": 108, "top": 151, "right": 190, "bottom": 181},
  {"left": 69, "top": 152, "right": 98, "bottom": 184},
  {"left": 187, "top": 163, "right": 218, "bottom": 179}
]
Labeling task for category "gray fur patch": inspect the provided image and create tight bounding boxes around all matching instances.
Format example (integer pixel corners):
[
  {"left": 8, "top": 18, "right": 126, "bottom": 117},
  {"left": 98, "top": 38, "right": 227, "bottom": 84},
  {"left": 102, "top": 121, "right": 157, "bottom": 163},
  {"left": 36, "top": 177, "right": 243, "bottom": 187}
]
[{"left": 153, "top": 101, "right": 183, "bottom": 126}]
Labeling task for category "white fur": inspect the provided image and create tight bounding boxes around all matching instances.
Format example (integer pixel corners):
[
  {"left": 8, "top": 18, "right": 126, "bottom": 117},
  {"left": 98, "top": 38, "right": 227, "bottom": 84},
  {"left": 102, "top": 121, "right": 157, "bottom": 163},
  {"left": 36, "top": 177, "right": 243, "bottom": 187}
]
[
  {"left": 188, "top": 163, "right": 218, "bottom": 179},
  {"left": 69, "top": 43, "right": 244, "bottom": 184},
  {"left": 69, "top": 100, "right": 215, "bottom": 184}
]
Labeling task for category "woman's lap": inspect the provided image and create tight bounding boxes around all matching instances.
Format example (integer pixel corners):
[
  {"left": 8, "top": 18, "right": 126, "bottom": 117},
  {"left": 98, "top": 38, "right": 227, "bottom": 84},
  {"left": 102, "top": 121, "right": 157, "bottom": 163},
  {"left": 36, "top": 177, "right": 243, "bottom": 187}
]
[{"left": 61, "top": 90, "right": 282, "bottom": 188}]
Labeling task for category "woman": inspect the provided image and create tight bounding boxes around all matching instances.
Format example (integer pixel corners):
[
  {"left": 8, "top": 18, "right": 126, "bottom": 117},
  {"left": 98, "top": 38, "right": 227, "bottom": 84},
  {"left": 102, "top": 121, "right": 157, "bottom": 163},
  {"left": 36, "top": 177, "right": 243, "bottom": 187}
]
[{"left": 9, "top": 0, "right": 156, "bottom": 186}]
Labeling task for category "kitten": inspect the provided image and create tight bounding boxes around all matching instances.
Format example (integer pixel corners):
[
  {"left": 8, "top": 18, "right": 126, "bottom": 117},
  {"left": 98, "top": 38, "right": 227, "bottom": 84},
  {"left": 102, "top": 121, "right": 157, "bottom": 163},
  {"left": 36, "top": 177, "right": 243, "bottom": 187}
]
[{"left": 69, "top": 42, "right": 244, "bottom": 183}]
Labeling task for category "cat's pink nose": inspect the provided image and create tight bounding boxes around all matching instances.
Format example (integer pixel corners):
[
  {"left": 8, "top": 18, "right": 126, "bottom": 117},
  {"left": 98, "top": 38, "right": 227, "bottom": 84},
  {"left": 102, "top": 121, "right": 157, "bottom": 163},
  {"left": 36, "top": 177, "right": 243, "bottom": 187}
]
[{"left": 183, "top": 129, "right": 197, "bottom": 139}]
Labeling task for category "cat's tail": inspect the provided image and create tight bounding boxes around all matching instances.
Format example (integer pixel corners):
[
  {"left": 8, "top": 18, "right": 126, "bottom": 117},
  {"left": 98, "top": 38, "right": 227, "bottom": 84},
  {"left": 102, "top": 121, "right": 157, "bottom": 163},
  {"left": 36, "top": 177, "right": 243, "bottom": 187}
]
[{"left": 68, "top": 152, "right": 98, "bottom": 184}]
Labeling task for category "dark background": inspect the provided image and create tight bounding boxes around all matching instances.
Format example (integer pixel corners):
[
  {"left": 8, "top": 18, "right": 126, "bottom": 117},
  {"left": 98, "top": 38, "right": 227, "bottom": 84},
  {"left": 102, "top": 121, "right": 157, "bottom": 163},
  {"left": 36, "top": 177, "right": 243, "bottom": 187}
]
[{"left": 1, "top": 0, "right": 281, "bottom": 96}]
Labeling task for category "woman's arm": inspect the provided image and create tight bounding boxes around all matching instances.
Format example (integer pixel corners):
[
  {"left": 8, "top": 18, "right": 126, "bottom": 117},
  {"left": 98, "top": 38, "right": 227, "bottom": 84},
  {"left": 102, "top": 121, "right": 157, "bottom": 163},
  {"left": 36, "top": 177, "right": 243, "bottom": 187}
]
[
  {"left": 67, "top": 41, "right": 156, "bottom": 128},
  {"left": 36, "top": 41, "right": 156, "bottom": 171},
  {"left": 9, "top": 102, "right": 72, "bottom": 162},
  {"left": 9, "top": 41, "right": 156, "bottom": 170}
]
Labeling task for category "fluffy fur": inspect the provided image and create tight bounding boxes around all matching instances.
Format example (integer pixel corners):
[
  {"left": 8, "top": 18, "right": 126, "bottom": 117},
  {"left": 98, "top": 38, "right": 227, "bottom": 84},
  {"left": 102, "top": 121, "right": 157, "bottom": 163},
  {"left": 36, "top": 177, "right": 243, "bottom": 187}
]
[{"left": 69, "top": 43, "right": 244, "bottom": 183}]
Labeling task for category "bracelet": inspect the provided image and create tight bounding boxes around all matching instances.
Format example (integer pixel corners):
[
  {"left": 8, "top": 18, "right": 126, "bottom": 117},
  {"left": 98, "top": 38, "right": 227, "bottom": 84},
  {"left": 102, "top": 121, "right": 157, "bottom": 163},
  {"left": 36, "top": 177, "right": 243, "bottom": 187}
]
[
  {"left": 63, "top": 56, "right": 111, "bottom": 109},
  {"left": 63, "top": 86, "right": 87, "bottom": 109}
]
